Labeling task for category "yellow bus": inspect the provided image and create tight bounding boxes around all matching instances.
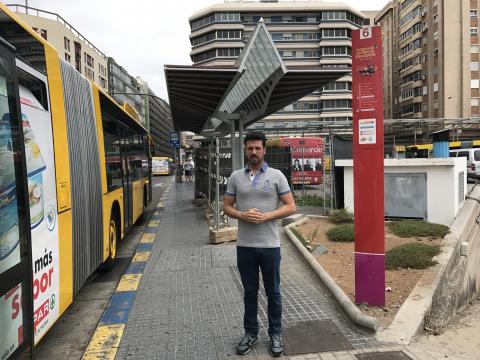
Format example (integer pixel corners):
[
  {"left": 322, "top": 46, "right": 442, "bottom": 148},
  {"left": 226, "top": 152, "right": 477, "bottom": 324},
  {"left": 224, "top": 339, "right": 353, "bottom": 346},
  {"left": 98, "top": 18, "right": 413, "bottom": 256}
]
[
  {"left": 152, "top": 156, "right": 173, "bottom": 175},
  {"left": 0, "top": 3, "right": 151, "bottom": 357}
]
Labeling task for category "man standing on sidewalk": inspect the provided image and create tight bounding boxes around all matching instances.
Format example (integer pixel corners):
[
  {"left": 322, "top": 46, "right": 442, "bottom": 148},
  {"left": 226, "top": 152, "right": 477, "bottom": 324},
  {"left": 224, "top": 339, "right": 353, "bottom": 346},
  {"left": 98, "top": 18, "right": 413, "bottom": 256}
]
[{"left": 224, "top": 131, "right": 296, "bottom": 357}]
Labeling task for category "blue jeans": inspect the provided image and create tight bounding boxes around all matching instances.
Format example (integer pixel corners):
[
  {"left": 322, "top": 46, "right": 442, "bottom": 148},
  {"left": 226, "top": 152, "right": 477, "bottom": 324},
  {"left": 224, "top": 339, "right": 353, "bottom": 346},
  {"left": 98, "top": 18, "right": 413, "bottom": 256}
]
[{"left": 237, "top": 246, "right": 282, "bottom": 337}]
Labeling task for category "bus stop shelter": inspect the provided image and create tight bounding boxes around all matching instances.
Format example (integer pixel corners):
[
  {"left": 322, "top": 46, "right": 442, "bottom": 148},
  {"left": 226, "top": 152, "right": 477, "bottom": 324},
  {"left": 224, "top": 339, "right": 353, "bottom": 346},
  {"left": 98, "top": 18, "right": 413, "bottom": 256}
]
[{"left": 165, "top": 18, "right": 349, "bottom": 170}]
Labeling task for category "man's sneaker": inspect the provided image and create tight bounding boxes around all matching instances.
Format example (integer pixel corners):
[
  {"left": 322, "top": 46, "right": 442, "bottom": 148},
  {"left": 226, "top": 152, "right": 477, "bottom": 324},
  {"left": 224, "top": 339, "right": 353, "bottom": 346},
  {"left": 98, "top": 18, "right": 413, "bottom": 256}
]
[
  {"left": 269, "top": 334, "right": 283, "bottom": 357},
  {"left": 236, "top": 334, "right": 258, "bottom": 355}
]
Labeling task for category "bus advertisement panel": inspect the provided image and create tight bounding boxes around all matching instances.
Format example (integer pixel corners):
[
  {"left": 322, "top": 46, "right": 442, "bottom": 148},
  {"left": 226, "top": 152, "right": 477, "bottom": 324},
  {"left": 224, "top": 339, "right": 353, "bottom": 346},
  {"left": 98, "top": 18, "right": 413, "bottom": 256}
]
[
  {"left": 20, "top": 86, "right": 60, "bottom": 341},
  {"left": 279, "top": 137, "right": 324, "bottom": 185}
]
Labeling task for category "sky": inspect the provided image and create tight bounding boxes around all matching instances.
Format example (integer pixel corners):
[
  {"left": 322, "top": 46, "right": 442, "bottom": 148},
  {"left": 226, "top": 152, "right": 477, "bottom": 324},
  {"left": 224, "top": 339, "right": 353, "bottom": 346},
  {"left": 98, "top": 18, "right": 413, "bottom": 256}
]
[{"left": 24, "top": 0, "right": 389, "bottom": 100}]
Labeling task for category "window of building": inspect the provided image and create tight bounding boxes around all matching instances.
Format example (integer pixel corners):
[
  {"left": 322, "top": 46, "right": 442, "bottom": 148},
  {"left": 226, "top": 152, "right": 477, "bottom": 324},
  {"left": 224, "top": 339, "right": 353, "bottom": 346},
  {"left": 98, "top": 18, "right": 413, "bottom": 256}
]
[
  {"left": 433, "top": 82, "right": 439, "bottom": 92},
  {"left": 471, "top": 45, "right": 480, "bottom": 53},
  {"left": 471, "top": 79, "right": 480, "bottom": 88},
  {"left": 64, "top": 37, "right": 70, "bottom": 51},
  {"left": 433, "top": 48, "right": 439, "bottom": 57},
  {"left": 471, "top": 98, "right": 479, "bottom": 106},
  {"left": 65, "top": 53, "right": 71, "bottom": 62},
  {"left": 321, "top": 28, "right": 350, "bottom": 38},
  {"left": 471, "top": 10, "right": 478, "bottom": 18},
  {"left": 471, "top": 28, "right": 479, "bottom": 35},
  {"left": 321, "top": 46, "right": 352, "bottom": 56},
  {"left": 471, "top": 62, "right": 479, "bottom": 71}
]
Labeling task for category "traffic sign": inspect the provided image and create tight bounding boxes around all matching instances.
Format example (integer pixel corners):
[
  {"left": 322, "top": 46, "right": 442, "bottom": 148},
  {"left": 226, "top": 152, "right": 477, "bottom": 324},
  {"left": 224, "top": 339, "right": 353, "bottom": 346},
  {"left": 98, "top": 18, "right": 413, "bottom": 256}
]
[{"left": 169, "top": 131, "right": 180, "bottom": 148}]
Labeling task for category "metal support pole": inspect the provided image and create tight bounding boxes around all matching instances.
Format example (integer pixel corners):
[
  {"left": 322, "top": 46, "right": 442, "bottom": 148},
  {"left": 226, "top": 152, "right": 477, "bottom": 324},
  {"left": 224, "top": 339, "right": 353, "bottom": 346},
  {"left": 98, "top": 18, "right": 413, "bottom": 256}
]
[
  {"left": 239, "top": 119, "right": 244, "bottom": 169},
  {"left": 329, "top": 133, "right": 335, "bottom": 210},
  {"left": 215, "top": 137, "right": 220, "bottom": 231},
  {"left": 322, "top": 137, "right": 326, "bottom": 215},
  {"left": 208, "top": 141, "right": 212, "bottom": 206}
]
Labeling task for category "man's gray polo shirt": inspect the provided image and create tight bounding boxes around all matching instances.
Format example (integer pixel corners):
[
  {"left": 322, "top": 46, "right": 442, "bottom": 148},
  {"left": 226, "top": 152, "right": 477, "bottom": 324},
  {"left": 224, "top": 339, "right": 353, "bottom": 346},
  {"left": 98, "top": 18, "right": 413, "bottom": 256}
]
[{"left": 225, "top": 162, "right": 291, "bottom": 248}]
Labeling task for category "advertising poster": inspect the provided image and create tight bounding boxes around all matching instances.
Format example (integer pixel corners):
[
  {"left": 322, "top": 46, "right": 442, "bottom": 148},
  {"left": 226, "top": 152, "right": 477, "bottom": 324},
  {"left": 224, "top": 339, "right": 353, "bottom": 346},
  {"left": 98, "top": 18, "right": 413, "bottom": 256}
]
[
  {"left": 281, "top": 137, "right": 324, "bottom": 185},
  {"left": 0, "top": 284, "right": 23, "bottom": 360},
  {"left": 19, "top": 85, "right": 60, "bottom": 343},
  {"left": 0, "top": 77, "right": 20, "bottom": 275},
  {"left": 0, "top": 75, "right": 23, "bottom": 359}
]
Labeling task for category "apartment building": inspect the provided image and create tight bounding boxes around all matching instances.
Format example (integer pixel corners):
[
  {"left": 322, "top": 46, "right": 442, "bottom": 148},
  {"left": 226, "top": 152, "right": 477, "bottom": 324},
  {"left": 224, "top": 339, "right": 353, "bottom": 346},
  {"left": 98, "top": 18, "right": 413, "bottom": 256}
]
[
  {"left": 9, "top": 4, "right": 108, "bottom": 92},
  {"left": 188, "top": 1, "right": 366, "bottom": 129},
  {"left": 108, "top": 58, "right": 146, "bottom": 125},
  {"left": 376, "top": 0, "right": 474, "bottom": 119}
]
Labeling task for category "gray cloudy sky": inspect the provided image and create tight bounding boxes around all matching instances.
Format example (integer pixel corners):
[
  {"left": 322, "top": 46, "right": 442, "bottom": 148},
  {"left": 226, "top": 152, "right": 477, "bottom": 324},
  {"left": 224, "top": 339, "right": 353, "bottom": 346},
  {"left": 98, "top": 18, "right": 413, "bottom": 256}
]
[{"left": 23, "top": 0, "right": 388, "bottom": 100}]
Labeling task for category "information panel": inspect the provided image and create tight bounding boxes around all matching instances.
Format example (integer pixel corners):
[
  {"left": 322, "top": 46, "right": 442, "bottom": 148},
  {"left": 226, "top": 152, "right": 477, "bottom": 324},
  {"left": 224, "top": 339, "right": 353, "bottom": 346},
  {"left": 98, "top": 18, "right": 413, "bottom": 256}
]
[{"left": 352, "top": 26, "right": 385, "bottom": 307}]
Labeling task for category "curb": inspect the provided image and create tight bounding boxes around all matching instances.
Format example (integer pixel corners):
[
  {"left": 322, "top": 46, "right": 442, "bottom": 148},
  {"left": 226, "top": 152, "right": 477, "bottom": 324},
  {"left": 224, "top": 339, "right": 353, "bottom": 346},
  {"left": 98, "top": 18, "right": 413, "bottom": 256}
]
[
  {"left": 284, "top": 216, "right": 379, "bottom": 332},
  {"left": 82, "top": 180, "right": 172, "bottom": 359}
]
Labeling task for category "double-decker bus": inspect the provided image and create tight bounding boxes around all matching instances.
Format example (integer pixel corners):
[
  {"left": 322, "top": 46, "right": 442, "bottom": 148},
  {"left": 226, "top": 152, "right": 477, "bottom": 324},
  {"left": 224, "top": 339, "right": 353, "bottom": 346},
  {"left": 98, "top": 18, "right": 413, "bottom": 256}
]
[
  {"left": 152, "top": 156, "right": 173, "bottom": 176},
  {"left": 0, "top": 3, "right": 151, "bottom": 358},
  {"left": 268, "top": 137, "right": 324, "bottom": 185}
]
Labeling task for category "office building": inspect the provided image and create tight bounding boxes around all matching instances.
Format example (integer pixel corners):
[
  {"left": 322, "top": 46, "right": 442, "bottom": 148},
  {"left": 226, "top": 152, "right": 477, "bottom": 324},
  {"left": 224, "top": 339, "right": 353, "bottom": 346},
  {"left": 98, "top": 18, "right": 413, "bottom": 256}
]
[
  {"left": 375, "top": 0, "right": 476, "bottom": 119},
  {"left": 108, "top": 57, "right": 146, "bottom": 125},
  {"left": 138, "top": 81, "right": 174, "bottom": 157},
  {"left": 188, "top": 1, "right": 367, "bottom": 130},
  {"left": 9, "top": 4, "right": 108, "bottom": 91}
]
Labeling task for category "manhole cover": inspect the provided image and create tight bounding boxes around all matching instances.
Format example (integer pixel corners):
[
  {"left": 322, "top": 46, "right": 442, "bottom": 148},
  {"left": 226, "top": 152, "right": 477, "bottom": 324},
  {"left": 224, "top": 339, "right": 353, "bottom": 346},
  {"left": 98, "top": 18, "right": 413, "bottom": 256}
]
[
  {"left": 283, "top": 319, "right": 353, "bottom": 355},
  {"left": 356, "top": 351, "right": 413, "bottom": 360}
]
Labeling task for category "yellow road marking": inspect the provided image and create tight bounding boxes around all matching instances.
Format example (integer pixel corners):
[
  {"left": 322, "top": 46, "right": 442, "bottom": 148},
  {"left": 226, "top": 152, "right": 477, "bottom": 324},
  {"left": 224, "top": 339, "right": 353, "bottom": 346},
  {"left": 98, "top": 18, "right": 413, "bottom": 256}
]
[
  {"left": 82, "top": 324, "right": 125, "bottom": 360},
  {"left": 140, "top": 233, "right": 155, "bottom": 243},
  {"left": 132, "top": 251, "right": 150, "bottom": 262},
  {"left": 148, "top": 220, "right": 160, "bottom": 227},
  {"left": 116, "top": 274, "right": 142, "bottom": 292}
]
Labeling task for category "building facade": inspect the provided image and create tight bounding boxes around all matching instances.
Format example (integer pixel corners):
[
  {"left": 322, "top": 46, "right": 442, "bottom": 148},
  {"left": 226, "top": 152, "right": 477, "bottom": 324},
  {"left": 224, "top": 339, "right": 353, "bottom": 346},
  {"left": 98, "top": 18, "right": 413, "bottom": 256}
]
[
  {"left": 188, "top": 1, "right": 366, "bottom": 130},
  {"left": 147, "top": 90, "right": 174, "bottom": 157},
  {"left": 376, "top": 0, "right": 474, "bottom": 119},
  {"left": 9, "top": 4, "right": 108, "bottom": 92},
  {"left": 108, "top": 57, "right": 146, "bottom": 125}
]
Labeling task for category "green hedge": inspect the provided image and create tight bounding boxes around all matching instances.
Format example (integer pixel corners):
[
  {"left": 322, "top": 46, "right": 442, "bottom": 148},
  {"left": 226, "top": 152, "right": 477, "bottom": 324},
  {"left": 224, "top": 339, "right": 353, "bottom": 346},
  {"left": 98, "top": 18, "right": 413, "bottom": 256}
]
[
  {"left": 329, "top": 209, "right": 354, "bottom": 224},
  {"left": 388, "top": 220, "right": 449, "bottom": 238},
  {"left": 327, "top": 224, "right": 354, "bottom": 242},
  {"left": 386, "top": 243, "right": 441, "bottom": 270}
]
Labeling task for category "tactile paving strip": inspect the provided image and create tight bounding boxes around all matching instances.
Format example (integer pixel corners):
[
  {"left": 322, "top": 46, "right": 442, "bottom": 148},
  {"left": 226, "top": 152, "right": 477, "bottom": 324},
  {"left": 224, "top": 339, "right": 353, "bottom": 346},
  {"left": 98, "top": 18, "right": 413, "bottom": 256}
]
[{"left": 355, "top": 351, "right": 413, "bottom": 360}]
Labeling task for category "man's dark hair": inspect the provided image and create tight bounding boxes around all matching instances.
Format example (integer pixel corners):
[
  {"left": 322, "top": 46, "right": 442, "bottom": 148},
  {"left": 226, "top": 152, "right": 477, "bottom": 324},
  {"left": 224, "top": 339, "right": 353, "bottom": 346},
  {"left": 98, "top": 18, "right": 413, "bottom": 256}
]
[{"left": 244, "top": 131, "right": 267, "bottom": 147}]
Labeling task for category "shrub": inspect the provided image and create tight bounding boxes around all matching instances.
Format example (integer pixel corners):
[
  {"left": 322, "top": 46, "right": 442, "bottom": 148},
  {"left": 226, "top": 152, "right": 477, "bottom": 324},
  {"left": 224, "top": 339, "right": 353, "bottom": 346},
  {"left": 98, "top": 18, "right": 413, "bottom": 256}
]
[
  {"left": 327, "top": 224, "right": 354, "bottom": 242},
  {"left": 293, "top": 195, "right": 330, "bottom": 207},
  {"left": 388, "top": 220, "right": 449, "bottom": 238},
  {"left": 329, "top": 208, "right": 354, "bottom": 224},
  {"left": 290, "top": 227, "right": 312, "bottom": 252},
  {"left": 386, "top": 243, "right": 441, "bottom": 270}
]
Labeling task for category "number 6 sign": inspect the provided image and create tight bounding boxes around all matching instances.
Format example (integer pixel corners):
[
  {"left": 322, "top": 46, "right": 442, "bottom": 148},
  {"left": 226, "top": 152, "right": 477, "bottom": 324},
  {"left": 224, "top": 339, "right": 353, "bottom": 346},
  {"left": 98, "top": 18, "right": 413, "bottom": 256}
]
[{"left": 360, "top": 27, "right": 372, "bottom": 39}]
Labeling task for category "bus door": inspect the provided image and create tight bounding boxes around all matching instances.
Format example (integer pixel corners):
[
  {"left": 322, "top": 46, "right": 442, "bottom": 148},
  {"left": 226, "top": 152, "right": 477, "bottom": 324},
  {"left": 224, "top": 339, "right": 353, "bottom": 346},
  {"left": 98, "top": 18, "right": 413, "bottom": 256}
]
[
  {"left": 0, "top": 38, "right": 34, "bottom": 359},
  {"left": 120, "top": 126, "right": 133, "bottom": 228}
]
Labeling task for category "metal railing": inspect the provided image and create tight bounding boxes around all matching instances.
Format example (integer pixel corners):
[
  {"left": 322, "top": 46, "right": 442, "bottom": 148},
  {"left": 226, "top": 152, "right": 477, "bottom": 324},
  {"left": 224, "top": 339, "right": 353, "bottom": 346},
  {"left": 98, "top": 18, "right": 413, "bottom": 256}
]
[{"left": 7, "top": 4, "right": 107, "bottom": 59}]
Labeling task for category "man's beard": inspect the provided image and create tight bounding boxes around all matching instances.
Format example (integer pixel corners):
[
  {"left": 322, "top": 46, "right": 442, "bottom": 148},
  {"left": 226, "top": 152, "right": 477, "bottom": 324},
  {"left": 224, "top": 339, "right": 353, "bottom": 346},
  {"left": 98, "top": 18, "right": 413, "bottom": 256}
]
[{"left": 248, "top": 155, "right": 261, "bottom": 165}]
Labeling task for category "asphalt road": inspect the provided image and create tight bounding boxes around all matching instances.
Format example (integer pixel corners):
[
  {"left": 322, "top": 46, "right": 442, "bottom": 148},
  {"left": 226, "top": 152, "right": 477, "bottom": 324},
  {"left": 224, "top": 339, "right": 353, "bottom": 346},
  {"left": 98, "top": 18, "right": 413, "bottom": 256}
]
[{"left": 33, "top": 175, "right": 173, "bottom": 360}]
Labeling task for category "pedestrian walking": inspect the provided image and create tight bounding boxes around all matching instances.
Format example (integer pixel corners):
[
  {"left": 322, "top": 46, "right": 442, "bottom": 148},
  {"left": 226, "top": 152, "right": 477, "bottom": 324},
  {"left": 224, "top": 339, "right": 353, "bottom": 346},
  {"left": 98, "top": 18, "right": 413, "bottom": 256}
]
[
  {"left": 183, "top": 158, "right": 194, "bottom": 182},
  {"left": 175, "top": 160, "right": 183, "bottom": 183},
  {"left": 224, "top": 131, "right": 296, "bottom": 357}
]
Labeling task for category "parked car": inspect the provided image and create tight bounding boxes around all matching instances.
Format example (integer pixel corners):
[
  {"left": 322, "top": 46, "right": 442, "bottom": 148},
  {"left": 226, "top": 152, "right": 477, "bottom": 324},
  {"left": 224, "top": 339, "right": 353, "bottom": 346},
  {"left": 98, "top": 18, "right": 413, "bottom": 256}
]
[{"left": 449, "top": 148, "right": 480, "bottom": 180}]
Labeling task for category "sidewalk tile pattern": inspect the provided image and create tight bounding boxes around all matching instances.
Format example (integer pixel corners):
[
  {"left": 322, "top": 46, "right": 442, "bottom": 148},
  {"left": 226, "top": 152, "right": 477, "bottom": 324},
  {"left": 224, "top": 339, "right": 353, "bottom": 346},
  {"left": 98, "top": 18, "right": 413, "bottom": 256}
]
[
  {"left": 115, "top": 183, "right": 381, "bottom": 360},
  {"left": 82, "top": 182, "right": 172, "bottom": 360}
]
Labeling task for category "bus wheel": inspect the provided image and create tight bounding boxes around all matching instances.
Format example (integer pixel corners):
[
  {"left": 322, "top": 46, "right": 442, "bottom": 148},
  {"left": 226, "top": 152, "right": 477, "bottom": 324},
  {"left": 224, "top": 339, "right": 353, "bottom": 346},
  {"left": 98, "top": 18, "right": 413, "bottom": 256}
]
[{"left": 103, "top": 216, "right": 118, "bottom": 270}]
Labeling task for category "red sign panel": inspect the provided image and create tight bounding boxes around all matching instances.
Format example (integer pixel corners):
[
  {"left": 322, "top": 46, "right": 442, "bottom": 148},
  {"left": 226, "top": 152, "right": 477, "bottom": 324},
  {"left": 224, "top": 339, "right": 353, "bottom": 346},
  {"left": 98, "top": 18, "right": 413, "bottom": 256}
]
[
  {"left": 352, "top": 26, "right": 385, "bottom": 307},
  {"left": 278, "top": 137, "right": 324, "bottom": 185}
]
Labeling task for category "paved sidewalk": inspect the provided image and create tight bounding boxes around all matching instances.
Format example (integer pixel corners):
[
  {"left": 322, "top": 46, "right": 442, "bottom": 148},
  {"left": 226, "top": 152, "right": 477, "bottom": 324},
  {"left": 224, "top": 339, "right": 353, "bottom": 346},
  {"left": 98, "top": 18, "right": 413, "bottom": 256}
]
[
  {"left": 111, "top": 182, "right": 466, "bottom": 360},
  {"left": 115, "top": 183, "right": 384, "bottom": 359}
]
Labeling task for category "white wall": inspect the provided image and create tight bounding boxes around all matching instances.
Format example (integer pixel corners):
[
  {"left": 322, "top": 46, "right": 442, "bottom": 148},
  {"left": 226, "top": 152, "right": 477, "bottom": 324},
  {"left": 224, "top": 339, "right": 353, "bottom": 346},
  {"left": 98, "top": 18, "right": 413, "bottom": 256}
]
[{"left": 336, "top": 158, "right": 467, "bottom": 226}]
